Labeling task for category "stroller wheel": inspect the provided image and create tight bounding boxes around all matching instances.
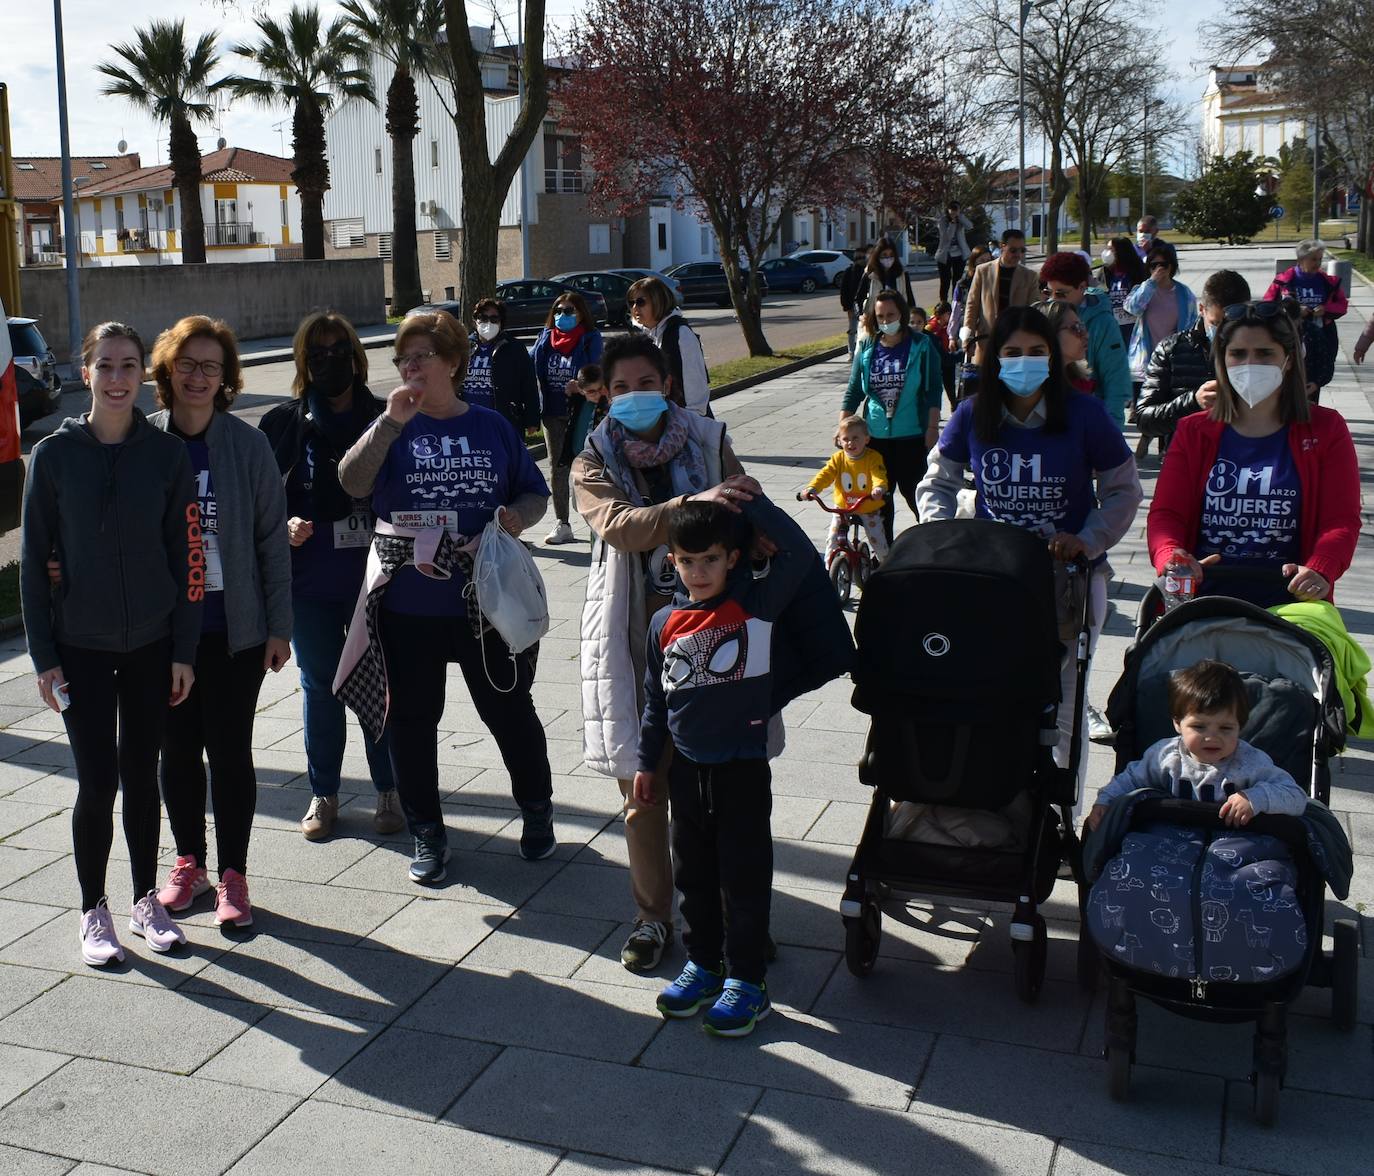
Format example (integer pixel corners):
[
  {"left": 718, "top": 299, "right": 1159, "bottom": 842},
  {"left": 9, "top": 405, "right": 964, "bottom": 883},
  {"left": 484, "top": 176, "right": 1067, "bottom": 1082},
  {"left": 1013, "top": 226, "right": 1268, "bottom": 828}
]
[
  {"left": 1106, "top": 1044, "right": 1131, "bottom": 1102},
  {"left": 1252, "top": 1069, "right": 1281, "bottom": 1126},
  {"left": 830, "top": 558, "right": 853, "bottom": 604},
  {"left": 844, "top": 900, "right": 882, "bottom": 977},
  {"left": 1332, "top": 919, "right": 1359, "bottom": 1032},
  {"left": 1012, "top": 914, "right": 1048, "bottom": 1004}
]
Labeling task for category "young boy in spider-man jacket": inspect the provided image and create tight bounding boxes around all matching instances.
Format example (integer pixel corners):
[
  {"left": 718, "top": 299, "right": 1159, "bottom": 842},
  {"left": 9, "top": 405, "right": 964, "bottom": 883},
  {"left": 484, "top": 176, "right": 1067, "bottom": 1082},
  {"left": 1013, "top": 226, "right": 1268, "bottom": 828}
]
[{"left": 633, "top": 494, "right": 829, "bottom": 1037}]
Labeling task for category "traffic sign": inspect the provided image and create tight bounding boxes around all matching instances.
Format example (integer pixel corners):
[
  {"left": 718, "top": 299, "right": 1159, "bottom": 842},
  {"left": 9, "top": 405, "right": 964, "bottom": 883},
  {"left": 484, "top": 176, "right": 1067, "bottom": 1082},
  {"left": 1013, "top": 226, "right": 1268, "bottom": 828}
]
[
  {"left": 1270, "top": 205, "right": 1285, "bottom": 219},
  {"left": 1349, "top": 192, "right": 1362, "bottom": 213}
]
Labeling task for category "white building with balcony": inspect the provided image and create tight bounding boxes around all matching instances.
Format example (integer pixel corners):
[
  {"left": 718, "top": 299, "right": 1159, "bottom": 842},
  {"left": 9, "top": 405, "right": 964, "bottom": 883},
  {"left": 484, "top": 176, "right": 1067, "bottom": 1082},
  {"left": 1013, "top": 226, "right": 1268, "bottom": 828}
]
[
  {"left": 1202, "top": 66, "right": 1310, "bottom": 160},
  {"left": 69, "top": 146, "right": 301, "bottom": 266}
]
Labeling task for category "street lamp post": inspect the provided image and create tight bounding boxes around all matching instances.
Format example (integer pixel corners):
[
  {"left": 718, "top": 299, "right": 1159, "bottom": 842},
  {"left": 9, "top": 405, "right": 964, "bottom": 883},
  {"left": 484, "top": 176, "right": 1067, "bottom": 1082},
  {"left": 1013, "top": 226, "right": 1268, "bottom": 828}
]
[
  {"left": 515, "top": 0, "right": 531, "bottom": 277},
  {"left": 53, "top": 0, "right": 82, "bottom": 374},
  {"left": 1141, "top": 97, "right": 1162, "bottom": 222}
]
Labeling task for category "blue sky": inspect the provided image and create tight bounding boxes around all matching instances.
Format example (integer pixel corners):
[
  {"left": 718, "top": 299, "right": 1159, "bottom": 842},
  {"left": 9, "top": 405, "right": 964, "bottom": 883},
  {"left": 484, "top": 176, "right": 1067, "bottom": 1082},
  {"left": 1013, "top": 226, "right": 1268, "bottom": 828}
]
[{"left": 9, "top": 0, "right": 1212, "bottom": 173}]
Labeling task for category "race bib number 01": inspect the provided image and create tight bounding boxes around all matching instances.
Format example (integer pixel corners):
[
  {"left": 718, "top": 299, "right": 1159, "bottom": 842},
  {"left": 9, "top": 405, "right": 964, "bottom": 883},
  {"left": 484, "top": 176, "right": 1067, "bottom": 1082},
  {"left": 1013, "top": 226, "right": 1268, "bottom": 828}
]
[
  {"left": 390, "top": 510, "right": 458, "bottom": 532},
  {"left": 334, "top": 510, "right": 374, "bottom": 549}
]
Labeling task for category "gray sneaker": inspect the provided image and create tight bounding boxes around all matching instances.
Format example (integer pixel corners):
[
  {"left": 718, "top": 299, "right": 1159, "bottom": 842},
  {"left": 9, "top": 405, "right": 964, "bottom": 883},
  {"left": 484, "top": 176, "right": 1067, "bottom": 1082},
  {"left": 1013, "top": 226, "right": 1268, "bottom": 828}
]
[
  {"left": 621, "top": 920, "right": 673, "bottom": 973},
  {"left": 409, "top": 823, "right": 451, "bottom": 885},
  {"left": 1086, "top": 704, "right": 1114, "bottom": 745},
  {"left": 519, "top": 801, "right": 557, "bottom": 861}
]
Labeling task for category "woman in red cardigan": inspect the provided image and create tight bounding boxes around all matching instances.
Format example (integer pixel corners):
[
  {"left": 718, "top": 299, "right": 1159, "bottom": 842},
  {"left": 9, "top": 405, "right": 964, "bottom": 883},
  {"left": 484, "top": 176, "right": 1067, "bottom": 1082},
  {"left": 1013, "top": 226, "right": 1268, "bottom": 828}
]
[{"left": 1148, "top": 301, "right": 1360, "bottom": 607}]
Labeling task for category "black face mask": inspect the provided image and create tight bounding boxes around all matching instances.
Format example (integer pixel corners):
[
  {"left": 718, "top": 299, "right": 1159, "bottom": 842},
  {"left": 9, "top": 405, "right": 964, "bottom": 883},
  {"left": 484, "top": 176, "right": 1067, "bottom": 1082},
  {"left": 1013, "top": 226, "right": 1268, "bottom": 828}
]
[{"left": 308, "top": 354, "right": 355, "bottom": 397}]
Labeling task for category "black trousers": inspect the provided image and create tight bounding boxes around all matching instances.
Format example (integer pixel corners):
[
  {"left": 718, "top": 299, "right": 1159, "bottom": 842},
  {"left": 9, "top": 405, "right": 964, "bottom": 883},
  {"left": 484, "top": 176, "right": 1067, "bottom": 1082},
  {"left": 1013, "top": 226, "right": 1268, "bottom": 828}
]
[
  {"left": 60, "top": 639, "right": 171, "bottom": 911},
  {"left": 867, "top": 435, "right": 927, "bottom": 544},
  {"left": 380, "top": 611, "right": 551, "bottom": 833},
  {"left": 162, "top": 631, "right": 266, "bottom": 875},
  {"left": 937, "top": 255, "right": 964, "bottom": 303},
  {"left": 668, "top": 754, "right": 773, "bottom": 985},
  {"left": 940, "top": 351, "right": 958, "bottom": 410}
]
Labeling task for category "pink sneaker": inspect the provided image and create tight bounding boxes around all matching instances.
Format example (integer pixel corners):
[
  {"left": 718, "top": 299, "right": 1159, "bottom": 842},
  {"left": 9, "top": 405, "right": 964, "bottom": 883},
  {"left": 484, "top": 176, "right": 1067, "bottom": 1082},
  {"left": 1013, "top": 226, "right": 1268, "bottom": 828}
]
[
  {"left": 158, "top": 855, "right": 211, "bottom": 912},
  {"left": 214, "top": 869, "right": 253, "bottom": 928},
  {"left": 129, "top": 891, "right": 187, "bottom": 953},
  {"left": 79, "top": 898, "right": 126, "bottom": 967}
]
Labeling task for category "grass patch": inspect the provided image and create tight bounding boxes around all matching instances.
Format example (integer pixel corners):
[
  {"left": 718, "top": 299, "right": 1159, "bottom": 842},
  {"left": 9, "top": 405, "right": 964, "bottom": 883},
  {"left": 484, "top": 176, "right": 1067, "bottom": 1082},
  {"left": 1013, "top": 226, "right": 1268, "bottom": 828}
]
[
  {"left": 708, "top": 333, "right": 848, "bottom": 388},
  {"left": 0, "top": 563, "right": 18, "bottom": 620},
  {"left": 1334, "top": 248, "right": 1374, "bottom": 284}
]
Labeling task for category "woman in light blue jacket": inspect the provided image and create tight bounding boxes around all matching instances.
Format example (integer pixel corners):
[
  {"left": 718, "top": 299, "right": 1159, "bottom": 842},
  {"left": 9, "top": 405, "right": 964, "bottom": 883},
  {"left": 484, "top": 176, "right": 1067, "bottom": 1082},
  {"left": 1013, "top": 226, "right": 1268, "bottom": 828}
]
[
  {"left": 839, "top": 287, "right": 943, "bottom": 543},
  {"left": 1124, "top": 246, "right": 1197, "bottom": 383}
]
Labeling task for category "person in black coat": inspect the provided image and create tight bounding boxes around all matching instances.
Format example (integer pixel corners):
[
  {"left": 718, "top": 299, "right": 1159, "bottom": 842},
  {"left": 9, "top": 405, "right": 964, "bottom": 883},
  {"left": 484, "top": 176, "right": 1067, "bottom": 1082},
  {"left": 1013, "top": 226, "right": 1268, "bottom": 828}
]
[
  {"left": 463, "top": 298, "right": 541, "bottom": 434},
  {"left": 839, "top": 251, "right": 869, "bottom": 357},
  {"left": 1135, "top": 270, "right": 1250, "bottom": 454}
]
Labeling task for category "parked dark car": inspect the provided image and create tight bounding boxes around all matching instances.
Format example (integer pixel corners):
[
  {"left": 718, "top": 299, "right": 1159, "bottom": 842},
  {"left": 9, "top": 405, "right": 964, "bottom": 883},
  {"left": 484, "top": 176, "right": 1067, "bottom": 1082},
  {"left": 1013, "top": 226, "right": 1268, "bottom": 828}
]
[
  {"left": 663, "top": 261, "right": 769, "bottom": 307},
  {"left": 409, "top": 279, "right": 609, "bottom": 334},
  {"left": 609, "top": 267, "right": 686, "bottom": 305},
  {"left": 757, "top": 257, "right": 826, "bottom": 294},
  {"left": 8, "top": 317, "right": 61, "bottom": 426},
  {"left": 552, "top": 270, "right": 635, "bottom": 326}
]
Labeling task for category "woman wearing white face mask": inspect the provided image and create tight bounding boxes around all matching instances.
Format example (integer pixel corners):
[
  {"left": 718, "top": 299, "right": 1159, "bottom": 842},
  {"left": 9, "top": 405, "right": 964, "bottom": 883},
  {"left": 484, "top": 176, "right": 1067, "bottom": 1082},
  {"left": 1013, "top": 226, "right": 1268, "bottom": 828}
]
[
  {"left": 857, "top": 240, "right": 915, "bottom": 338},
  {"left": 1148, "top": 301, "right": 1361, "bottom": 607},
  {"left": 462, "top": 298, "right": 541, "bottom": 436},
  {"left": 918, "top": 305, "right": 1142, "bottom": 805},
  {"left": 840, "top": 289, "right": 943, "bottom": 543}
]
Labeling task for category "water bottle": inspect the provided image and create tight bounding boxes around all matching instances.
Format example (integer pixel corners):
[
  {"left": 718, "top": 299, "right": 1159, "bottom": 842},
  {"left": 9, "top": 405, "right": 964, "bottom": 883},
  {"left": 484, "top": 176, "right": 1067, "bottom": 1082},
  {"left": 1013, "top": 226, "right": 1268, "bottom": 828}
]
[{"left": 1162, "top": 558, "right": 1197, "bottom": 612}]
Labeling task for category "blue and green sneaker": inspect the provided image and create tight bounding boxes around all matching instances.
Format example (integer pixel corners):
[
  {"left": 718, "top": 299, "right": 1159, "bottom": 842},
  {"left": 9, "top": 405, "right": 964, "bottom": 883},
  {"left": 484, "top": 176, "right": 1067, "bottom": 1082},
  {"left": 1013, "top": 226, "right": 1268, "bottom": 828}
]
[
  {"left": 656, "top": 960, "right": 724, "bottom": 1018},
  {"left": 702, "top": 978, "right": 771, "bottom": 1037}
]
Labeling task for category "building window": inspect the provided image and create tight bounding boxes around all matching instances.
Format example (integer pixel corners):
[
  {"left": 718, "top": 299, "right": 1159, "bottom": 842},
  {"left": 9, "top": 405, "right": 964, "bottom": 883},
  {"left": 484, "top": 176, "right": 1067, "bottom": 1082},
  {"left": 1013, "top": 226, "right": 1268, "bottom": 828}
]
[
  {"left": 15, "top": 162, "right": 34, "bottom": 171},
  {"left": 94, "top": 201, "right": 104, "bottom": 235},
  {"left": 374, "top": 148, "right": 383, "bottom": 175},
  {"left": 378, "top": 232, "right": 393, "bottom": 260},
  {"left": 435, "top": 230, "right": 451, "bottom": 261},
  {"left": 115, "top": 205, "right": 125, "bottom": 234},
  {"left": 166, "top": 197, "right": 176, "bottom": 232},
  {"left": 280, "top": 197, "right": 288, "bottom": 228},
  {"left": 431, "top": 139, "right": 439, "bottom": 168},
  {"left": 331, "top": 218, "right": 365, "bottom": 248},
  {"left": 89, "top": 162, "right": 107, "bottom": 170},
  {"left": 588, "top": 223, "right": 610, "bottom": 254},
  {"left": 656, "top": 222, "right": 667, "bottom": 251},
  {"left": 700, "top": 227, "right": 714, "bottom": 255}
]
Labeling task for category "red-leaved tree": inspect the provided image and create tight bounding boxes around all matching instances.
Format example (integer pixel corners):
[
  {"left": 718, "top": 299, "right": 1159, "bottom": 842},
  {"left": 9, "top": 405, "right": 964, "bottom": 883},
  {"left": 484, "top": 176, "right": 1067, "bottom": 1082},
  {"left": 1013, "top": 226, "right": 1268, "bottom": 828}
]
[{"left": 560, "top": 0, "right": 936, "bottom": 356}]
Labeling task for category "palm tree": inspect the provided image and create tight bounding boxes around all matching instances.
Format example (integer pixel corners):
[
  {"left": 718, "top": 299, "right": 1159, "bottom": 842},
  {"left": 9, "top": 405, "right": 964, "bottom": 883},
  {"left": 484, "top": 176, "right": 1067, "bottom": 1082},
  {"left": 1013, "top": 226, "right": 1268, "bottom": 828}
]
[
  {"left": 222, "top": 4, "right": 374, "bottom": 259},
  {"left": 341, "top": 0, "right": 444, "bottom": 313},
  {"left": 98, "top": 21, "right": 219, "bottom": 265}
]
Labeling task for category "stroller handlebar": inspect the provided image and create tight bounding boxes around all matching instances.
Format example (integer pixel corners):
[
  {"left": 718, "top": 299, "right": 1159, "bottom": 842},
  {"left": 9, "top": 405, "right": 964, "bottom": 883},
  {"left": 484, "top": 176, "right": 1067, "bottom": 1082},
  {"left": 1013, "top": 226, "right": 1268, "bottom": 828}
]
[{"left": 797, "top": 490, "right": 876, "bottom": 516}]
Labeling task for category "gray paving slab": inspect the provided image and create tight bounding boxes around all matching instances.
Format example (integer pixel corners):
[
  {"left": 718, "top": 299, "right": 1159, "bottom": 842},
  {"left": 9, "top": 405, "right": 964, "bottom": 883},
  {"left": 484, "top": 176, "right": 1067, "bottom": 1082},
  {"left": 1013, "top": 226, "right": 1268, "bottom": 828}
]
[
  {"left": 0, "top": 1058, "right": 296, "bottom": 1176},
  {"left": 0, "top": 1043, "right": 70, "bottom": 1109},
  {"left": 227, "top": 1099, "right": 559, "bottom": 1175},
  {"left": 193, "top": 1008, "right": 379, "bottom": 1095},
  {"left": 397, "top": 965, "right": 663, "bottom": 1064},
  {"left": 0, "top": 1144, "right": 72, "bottom": 1175},
  {"left": 479, "top": 807, "right": 617, "bottom": 861},
  {"left": 550, "top": 1157, "right": 682, "bottom": 1176},
  {"left": 180, "top": 933, "right": 449, "bottom": 1023},
  {"left": 329, "top": 842, "right": 563, "bottom": 909},
  {"left": 1221, "top": 1083, "right": 1374, "bottom": 1173},
  {"left": 910, "top": 1035, "right": 1223, "bottom": 1160},
  {"left": 719, "top": 1088, "right": 1055, "bottom": 1175},
  {"left": 459, "top": 908, "right": 618, "bottom": 977},
  {"left": 0, "top": 899, "right": 60, "bottom": 951},
  {"left": 0, "top": 961, "right": 61, "bottom": 1019},
  {"left": 524, "top": 861, "right": 636, "bottom": 921},
  {"left": 0, "top": 800, "right": 59, "bottom": 840},
  {"left": 313, "top": 1024, "right": 501, "bottom": 1121},
  {"left": 447, "top": 1046, "right": 758, "bottom": 1174},
  {"left": 1052, "top": 1142, "right": 1254, "bottom": 1175},
  {"left": 0, "top": 846, "right": 63, "bottom": 894},
  {"left": 640, "top": 1008, "right": 931, "bottom": 1109},
  {"left": 361, "top": 895, "right": 504, "bottom": 962},
  {"left": 0, "top": 977, "right": 264, "bottom": 1073}
]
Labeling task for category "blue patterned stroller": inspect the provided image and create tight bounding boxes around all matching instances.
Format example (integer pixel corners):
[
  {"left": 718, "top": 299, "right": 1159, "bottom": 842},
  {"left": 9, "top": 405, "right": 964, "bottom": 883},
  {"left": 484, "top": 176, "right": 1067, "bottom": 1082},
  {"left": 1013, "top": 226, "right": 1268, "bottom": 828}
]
[{"left": 1083, "top": 591, "right": 1358, "bottom": 1125}]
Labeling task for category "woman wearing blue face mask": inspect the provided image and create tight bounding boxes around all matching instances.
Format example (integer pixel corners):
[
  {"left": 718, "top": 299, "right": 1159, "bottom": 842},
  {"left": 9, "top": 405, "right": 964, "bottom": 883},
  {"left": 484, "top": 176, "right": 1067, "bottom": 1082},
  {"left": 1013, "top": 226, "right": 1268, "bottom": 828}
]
[
  {"left": 918, "top": 305, "right": 1142, "bottom": 805},
  {"left": 840, "top": 288, "right": 944, "bottom": 544},
  {"left": 532, "top": 292, "right": 604, "bottom": 545}
]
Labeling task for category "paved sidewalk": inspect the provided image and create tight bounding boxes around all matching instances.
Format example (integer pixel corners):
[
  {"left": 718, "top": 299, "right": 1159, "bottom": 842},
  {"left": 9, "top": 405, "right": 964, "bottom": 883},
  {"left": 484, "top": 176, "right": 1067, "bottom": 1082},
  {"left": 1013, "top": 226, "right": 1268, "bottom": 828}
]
[{"left": 0, "top": 246, "right": 1369, "bottom": 1174}]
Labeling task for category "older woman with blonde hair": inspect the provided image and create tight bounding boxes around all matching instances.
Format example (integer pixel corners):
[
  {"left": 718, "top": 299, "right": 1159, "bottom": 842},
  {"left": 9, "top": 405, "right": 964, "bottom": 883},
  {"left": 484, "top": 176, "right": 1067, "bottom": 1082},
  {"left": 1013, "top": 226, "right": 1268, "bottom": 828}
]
[
  {"left": 259, "top": 311, "right": 402, "bottom": 843},
  {"left": 627, "top": 276, "right": 711, "bottom": 415},
  {"left": 335, "top": 312, "right": 555, "bottom": 885},
  {"left": 148, "top": 315, "right": 292, "bottom": 930}
]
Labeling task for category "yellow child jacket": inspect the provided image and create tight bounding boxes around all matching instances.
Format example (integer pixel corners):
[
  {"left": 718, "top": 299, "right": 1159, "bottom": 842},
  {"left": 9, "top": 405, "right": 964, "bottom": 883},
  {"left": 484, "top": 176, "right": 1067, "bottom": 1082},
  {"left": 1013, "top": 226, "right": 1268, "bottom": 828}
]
[{"left": 808, "top": 448, "right": 888, "bottom": 514}]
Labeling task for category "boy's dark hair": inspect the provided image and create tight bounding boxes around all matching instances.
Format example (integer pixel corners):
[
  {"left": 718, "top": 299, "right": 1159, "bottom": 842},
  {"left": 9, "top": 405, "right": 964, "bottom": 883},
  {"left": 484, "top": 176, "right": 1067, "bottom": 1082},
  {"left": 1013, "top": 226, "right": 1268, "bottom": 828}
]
[
  {"left": 1169, "top": 659, "right": 1251, "bottom": 727},
  {"left": 1200, "top": 269, "right": 1250, "bottom": 311},
  {"left": 667, "top": 500, "right": 746, "bottom": 556},
  {"left": 911, "top": 305, "right": 928, "bottom": 324},
  {"left": 1001, "top": 228, "right": 1026, "bottom": 244},
  {"left": 601, "top": 334, "right": 667, "bottom": 385},
  {"left": 934, "top": 301, "right": 952, "bottom": 315},
  {"left": 577, "top": 362, "right": 603, "bottom": 386}
]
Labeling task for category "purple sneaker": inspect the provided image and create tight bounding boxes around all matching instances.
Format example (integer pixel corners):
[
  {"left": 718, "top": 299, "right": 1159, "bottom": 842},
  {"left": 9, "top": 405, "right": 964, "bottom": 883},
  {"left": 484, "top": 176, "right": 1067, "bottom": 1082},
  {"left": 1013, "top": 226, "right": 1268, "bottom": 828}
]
[{"left": 80, "top": 898, "right": 126, "bottom": 967}]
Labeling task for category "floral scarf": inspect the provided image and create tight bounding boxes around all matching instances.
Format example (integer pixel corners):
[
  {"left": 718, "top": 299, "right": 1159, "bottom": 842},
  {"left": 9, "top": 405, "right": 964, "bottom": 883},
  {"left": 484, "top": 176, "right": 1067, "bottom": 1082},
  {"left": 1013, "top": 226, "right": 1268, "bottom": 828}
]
[{"left": 609, "top": 403, "right": 708, "bottom": 497}]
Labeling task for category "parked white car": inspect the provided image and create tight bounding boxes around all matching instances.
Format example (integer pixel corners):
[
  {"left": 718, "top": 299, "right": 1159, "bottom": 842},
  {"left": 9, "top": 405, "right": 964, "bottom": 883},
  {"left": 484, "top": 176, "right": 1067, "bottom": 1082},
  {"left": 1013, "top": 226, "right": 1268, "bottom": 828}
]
[{"left": 786, "top": 249, "right": 854, "bottom": 289}]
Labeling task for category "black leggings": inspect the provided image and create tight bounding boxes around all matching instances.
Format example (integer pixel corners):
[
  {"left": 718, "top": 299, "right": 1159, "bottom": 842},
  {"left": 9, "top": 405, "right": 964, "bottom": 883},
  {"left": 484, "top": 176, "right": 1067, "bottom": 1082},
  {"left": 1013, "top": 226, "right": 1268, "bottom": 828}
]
[
  {"left": 161, "top": 631, "right": 266, "bottom": 875},
  {"left": 937, "top": 255, "right": 964, "bottom": 303},
  {"left": 867, "top": 435, "right": 928, "bottom": 544},
  {"left": 669, "top": 755, "right": 773, "bottom": 985},
  {"left": 61, "top": 640, "right": 172, "bottom": 911},
  {"left": 381, "top": 611, "right": 552, "bottom": 833}
]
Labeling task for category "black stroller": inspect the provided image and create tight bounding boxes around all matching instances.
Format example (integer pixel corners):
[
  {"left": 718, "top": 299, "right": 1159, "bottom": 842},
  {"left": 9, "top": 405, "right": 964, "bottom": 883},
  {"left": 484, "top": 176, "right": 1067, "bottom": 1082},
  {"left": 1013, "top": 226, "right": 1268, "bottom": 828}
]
[
  {"left": 840, "top": 518, "right": 1093, "bottom": 1002},
  {"left": 1086, "top": 577, "right": 1358, "bottom": 1124}
]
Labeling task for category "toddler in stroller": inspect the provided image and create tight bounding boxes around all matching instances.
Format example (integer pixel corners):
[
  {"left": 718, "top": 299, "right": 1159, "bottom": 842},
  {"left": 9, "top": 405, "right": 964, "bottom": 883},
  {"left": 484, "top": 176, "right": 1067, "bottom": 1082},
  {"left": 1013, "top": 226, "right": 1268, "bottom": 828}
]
[{"left": 1083, "top": 596, "right": 1357, "bottom": 1126}]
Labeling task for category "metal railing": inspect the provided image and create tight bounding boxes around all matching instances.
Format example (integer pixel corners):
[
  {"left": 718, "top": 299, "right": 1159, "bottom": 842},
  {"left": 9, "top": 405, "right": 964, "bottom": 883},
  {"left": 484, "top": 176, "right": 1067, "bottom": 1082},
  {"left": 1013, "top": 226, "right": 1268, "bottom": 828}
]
[
  {"left": 205, "top": 221, "right": 264, "bottom": 246},
  {"left": 544, "top": 169, "right": 587, "bottom": 194}
]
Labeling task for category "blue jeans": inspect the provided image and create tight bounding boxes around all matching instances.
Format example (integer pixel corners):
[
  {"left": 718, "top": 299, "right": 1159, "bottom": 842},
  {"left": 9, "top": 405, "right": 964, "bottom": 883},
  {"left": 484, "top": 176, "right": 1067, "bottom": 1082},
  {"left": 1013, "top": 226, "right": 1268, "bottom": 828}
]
[{"left": 293, "top": 596, "right": 395, "bottom": 797}]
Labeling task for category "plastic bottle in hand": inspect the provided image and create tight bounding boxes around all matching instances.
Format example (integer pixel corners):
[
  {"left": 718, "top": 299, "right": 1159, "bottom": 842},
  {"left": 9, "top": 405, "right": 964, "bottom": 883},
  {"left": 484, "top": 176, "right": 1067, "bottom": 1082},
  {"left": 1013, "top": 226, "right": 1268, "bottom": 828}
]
[{"left": 1162, "top": 557, "right": 1197, "bottom": 612}]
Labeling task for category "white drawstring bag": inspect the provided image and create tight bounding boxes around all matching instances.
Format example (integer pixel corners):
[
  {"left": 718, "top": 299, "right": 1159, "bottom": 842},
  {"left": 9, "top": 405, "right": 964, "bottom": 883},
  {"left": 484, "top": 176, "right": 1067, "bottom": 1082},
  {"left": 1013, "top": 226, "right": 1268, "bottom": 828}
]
[{"left": 471, "top": 508, "right": 550, "bottom": 656}]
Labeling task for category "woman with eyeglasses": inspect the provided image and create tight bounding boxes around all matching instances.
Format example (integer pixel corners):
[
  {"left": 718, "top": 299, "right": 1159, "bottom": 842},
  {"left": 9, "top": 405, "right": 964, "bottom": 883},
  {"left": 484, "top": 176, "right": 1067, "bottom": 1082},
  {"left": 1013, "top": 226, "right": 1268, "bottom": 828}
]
[
  {"left": 463, "top": 297, "right": 540, "bottom": 437},
  {"left": 1034, "top": 300, "right": 1094, "bottom": 394},
  {"left": 1124, "top": 247, "right": 1196, "bottom": 392},
  {"left": 626, "top": 276, "right": 711, "bottom": 416},
  {"left": 148, "top": 316, "right": 292, "bottom": 930},
  {"left": 335, "top": 312, "right": 554, "bottom": 886},
  {"left": 258, "top": 311, "right": 402, "bottom": 843},
  {"left": 918, "top": 305, "right": 1142, "bottom": 807},
  {"left": 1263, "top": 238, "right": 1349, "bottom": 402},
  {"left": 531, "top": 291, "right": 604, "bottom": 544},
  {"left": 20, "top": 322, "right": 200, "bottom": 965},
  {"left": 1148, "top": 300, "right": 1360, "bottom": 608}
]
